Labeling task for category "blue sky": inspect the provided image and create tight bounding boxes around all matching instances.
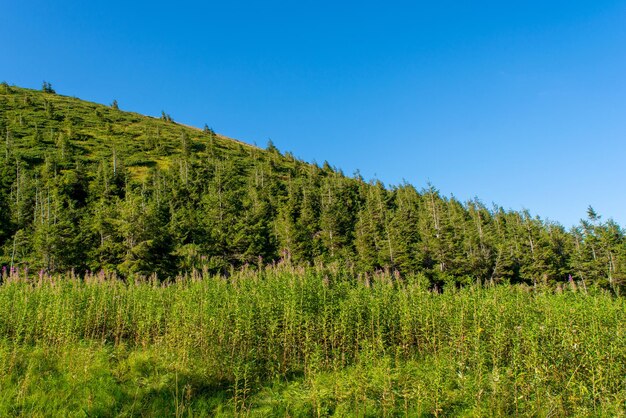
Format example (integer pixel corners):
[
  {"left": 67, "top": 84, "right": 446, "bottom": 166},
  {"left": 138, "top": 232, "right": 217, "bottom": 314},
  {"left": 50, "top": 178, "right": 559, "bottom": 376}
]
[{"left": 3, "top": 1, "right": 626, "bottom": 227}]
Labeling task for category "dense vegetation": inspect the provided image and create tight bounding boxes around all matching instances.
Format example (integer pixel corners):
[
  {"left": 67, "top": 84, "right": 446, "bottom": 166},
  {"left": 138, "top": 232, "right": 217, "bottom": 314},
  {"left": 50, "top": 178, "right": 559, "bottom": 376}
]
[
  {"left": 0, "top": 83, "right": 625, "bottom": 291},
  {"left": 0, "top": 266, "right": 624, "bottom": 416},
  {"left": 1, "top": 83, "right": 625, "bottom": 416}
]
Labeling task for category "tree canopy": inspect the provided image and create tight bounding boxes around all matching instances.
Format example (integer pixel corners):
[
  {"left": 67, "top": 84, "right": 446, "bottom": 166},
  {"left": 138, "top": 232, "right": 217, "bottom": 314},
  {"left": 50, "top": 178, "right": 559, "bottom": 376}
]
[{"left": 0, "top": 85, "right": 624, "bottom": 291}]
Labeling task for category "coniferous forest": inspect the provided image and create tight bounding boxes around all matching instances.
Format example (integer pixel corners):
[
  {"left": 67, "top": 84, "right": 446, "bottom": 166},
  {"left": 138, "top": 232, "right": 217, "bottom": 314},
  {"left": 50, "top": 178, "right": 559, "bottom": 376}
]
[
  {"left": 0, "top": 83, "right": 624, "bottom": 416},
  {"left": 0, "top": 84, "right": 624, "bottom": 291}
]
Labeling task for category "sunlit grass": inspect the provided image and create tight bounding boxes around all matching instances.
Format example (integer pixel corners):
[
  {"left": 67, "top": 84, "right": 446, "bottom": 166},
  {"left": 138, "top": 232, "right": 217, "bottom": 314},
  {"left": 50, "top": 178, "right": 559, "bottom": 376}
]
[{"left": 0, "top": 265, "right": 624, "bottom": 416}]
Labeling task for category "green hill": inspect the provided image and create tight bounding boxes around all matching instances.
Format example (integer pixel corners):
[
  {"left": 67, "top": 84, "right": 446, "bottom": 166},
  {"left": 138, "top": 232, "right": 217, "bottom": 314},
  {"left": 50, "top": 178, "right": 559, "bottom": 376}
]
[{"left": 0, "top": 82, "right": 624, "bottom": 290}]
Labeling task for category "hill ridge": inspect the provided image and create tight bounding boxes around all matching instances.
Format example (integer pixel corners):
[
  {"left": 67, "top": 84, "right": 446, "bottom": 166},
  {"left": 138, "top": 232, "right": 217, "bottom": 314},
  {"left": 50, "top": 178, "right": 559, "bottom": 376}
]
[{"left": 0, "top": 83, "right": 623, "bottom": 291}]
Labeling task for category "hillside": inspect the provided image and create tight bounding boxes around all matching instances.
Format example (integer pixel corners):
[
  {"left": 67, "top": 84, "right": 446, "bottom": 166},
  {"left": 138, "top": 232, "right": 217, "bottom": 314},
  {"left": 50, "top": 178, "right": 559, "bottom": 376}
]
[{"left": 0, "top": 83, "right": 624, "bottom": 290}]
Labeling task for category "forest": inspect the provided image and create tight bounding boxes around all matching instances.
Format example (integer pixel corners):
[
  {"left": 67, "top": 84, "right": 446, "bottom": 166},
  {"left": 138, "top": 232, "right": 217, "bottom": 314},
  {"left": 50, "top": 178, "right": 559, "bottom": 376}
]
[
  {"left": 0, "top": 83, "right": 624, "bottom": 416},
  {"left": 0, "top": 83, "right": 624, "bottom": 292}
]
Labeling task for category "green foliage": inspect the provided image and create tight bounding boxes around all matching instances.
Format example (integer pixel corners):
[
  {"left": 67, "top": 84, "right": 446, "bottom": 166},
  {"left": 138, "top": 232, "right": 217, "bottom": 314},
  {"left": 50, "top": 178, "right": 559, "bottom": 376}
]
[
  {"left": 203, "top": 123, "right": 215, "bottom": 136},
  {"left": 160, "top": 110, "right": 173, "bottom": 122},
  {"left": 0, "top": 85, "right": 625, "bottom": 291},
  {"left": 41, "top": 81, "right": 55, "bottom": 94},
  {"left": 0, "top": 266, "right": 624, "bottom": 416}
]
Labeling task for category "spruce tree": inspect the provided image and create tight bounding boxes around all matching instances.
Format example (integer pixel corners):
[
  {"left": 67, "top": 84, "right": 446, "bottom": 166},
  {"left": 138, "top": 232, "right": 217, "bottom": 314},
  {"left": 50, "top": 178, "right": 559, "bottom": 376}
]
[{"left": 42, "top": 81, "right": 55, "bottom": 94}]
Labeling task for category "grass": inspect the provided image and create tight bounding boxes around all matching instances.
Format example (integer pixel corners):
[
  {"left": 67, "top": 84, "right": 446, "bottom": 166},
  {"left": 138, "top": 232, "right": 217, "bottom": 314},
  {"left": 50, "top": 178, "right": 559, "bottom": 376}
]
[
  {"left": 0, "top": 85, "right": 270, "bottom": 182},
  {"left": 0, "top": 265, "right": 624, "bottom": 416}
]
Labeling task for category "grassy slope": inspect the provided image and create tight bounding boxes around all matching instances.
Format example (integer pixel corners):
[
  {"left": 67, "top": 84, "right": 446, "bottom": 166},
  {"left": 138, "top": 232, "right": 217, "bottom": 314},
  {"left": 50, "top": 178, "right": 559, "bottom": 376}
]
[{"left": 0, "top": 84, "right": 296, "bottom": 182}]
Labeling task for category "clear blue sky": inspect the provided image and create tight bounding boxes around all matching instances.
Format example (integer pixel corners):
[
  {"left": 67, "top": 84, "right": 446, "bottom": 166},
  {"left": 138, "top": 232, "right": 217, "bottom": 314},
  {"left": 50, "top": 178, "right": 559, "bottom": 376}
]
[{"left": 3, "top": 1, "right": 626, "bottom": 227}]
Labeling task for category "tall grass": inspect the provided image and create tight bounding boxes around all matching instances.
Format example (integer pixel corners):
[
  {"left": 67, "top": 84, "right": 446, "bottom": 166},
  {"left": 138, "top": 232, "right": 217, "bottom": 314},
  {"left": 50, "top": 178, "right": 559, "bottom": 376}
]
[{"left": 0, "top": 265, "right": 624, "bottom": 416}]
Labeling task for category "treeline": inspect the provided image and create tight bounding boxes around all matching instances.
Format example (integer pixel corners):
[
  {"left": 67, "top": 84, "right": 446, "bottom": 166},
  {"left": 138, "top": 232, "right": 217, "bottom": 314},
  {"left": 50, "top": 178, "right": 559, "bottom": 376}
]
[{"left": 0, "top": 83, "right": 624, "bottom": 290}]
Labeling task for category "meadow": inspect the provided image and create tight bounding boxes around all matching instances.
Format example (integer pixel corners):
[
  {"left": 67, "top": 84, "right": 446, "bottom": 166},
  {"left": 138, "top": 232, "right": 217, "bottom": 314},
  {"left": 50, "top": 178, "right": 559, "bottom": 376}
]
[{"left": 0, "top": 265, "right": 624, "bottom": 417}]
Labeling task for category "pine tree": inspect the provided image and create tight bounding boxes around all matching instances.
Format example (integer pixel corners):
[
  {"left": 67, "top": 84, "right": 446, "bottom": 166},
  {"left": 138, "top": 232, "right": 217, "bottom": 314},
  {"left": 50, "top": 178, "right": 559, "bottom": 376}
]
[
  {"left": 203, "top": 124, "right": 215, "bottom": 137},
  {"left": 387, "top": 184, "right": 421, "bottom": 274},
  {"left": 42, "top": 81, "right": 55, "bottom": 94},
  {"left": 161, "top": 111, "right": 173, "bottom": 122},
  {"left": 180, "top": 131, "right": 190, "bottom": 157}
]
